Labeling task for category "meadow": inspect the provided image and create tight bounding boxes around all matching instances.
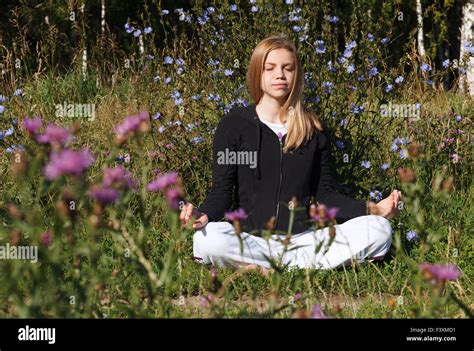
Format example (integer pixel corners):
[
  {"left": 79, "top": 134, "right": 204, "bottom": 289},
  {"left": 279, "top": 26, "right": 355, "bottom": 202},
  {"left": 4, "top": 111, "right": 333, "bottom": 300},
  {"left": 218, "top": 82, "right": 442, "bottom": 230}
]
[{"left": 0, "top": 0, "right": 472, "bottom": 318}]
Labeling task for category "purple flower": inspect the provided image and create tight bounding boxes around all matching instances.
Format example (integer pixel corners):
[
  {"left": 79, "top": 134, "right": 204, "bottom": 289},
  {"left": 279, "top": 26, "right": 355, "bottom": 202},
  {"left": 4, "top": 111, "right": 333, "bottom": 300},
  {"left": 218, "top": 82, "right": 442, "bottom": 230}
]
[
  {"left": 124, "top": 23, "right": 133, "bottom": 33},
  {"left": 327, "top": 207, "right": 339, "bottom": 220},
  {"left": 419, "top": 263, "right": 461, "bottom": 282},
  {"left": 361, "top": 160, "right": 371, "bottom": 169},
  {"left": 406, "top": 230, "right": 419, "bottom": 241},
  {"left": 380, "top": 37, "right": 389, "bottom": 45},
  {"left": 347, "top": 64, "right": 355, "bottom": 74},
  {"left": 144, "top": 27, "right": 152, "bottom": 34},
  {"left": 323, "top": 81, "right": 333, "bottom": 94},
  {"left": 23, "top": 117, "right": 42, "bottom": 135},
  {"left": 89, "top": 185, "right": 119, "bottom": 204},
  {"left": 315, "top": 40, "right": 326, "bottom": 54},
  {"left": 224, "top": 69, "right": 234, "bottom": 76},
  {"left": 395, "top": 76, "right": 404, "bottom": 84},
  {"left": 367, "top": 33, "right": 374, "bottom": 42},
  {"left": 163, "top": 56, "right": 173, "bottom": 64},
  {"left": 335, "top": 140, "right": 344, "bottom": 149},
  {"left": 36, "top": 124, "right": 73, "bottom": 146},
  {"left": 191, "top": 136, "right": 204, "bottom": 144},
  {"left": 40, "top": 231, "right": 53, "bottom": 247},
  {"left": 399, "top": 149, "right": 408, "bottom": 159},
  {"left": 442, "top": 59, "right": 450, "bottom": 68},
  {"left": 455, "top": 115, "right": 462, "bottom": 122},
  {"left": 381, "top": 163, "right": 390, "bottom": 171},
  {"left": 368, "top": 67, "right": 378, "bottom": 77},
  {"left": 133, "top": 29, "right": 141, "bottom": 37},
  {"left": 13, "top": 89, "right": 23, "bottom": 97},
  {"left": 103, "top": 166, "right": 137, "bottom": 190},
  {"left": 44, "top": 149, "right": 94, "bottom": 180},
  {"left": 114, "top": 112, "right": 149, "bottom": 136},
  {"left": 147, "top": 172, "right": 179, "bottom": 192},
  {"left": 310, "top": 304, "right": 329, "bottom": 319},
  {"left": 421, "top": 63, "right": 431, "bottom": 72},
  {"left": 369, "top": 190, "right": 383, "bottom": 201},
  {"left": 385, "top": 84, "right": 393, "bottom": 93},
  {"left": 327, "top": 16, "right": 339, "bottom": 24},
  {"left": 225, "top": 208, "right": 248, "bottom": 222},
  {"left": 351, "top": 104, "right": 365, "bottom": 114},
  {"left": 166, "top": 187, "right": 184, "bottom": 209}
]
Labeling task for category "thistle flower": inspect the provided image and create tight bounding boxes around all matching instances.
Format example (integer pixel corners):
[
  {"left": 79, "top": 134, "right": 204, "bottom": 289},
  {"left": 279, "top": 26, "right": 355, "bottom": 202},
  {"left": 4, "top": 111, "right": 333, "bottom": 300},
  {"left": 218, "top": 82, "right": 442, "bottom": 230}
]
[
  {"left": 147, "top": 172, "right": 179, "bottom": 192},
  {"left": 23, "top": 117, "right": 43, "bottom": 135},
  {"left": 419, "top": 263, "right": 461, "bottom": 283},
  {"left": 44, "top": 149, "right": 94, "bottom": 180},
  {"left": 89, "top": 185, "right": 119, "bottom": 205},
  {"left": 225, "top": 208, "right": 248, "bottom": 222}
]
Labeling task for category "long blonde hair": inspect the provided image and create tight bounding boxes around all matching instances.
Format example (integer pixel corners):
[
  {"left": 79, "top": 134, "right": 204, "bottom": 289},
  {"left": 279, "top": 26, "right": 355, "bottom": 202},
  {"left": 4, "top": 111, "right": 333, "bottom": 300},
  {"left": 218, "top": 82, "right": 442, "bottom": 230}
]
[{"left": 246, "top": 33, "right": 324, "bottom": 153}]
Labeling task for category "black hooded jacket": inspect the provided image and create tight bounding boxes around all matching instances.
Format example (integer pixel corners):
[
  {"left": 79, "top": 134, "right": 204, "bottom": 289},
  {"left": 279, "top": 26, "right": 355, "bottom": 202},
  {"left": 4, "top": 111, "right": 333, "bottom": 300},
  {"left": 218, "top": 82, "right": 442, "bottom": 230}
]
[{"left": 197, "top": 104, "right": 367, "bottom": 235}]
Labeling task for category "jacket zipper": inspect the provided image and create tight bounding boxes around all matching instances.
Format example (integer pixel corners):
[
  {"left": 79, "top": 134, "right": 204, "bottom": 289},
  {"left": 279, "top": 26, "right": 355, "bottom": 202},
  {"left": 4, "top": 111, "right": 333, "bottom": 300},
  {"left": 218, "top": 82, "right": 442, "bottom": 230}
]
[{"left": 275, "top": 137, "right": 283, "bottom": 226}]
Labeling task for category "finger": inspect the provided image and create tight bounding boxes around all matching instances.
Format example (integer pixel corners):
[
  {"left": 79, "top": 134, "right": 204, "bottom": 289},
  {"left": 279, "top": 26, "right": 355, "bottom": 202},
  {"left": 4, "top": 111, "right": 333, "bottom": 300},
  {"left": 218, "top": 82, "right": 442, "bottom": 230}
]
[
  {"left": 193, "top": 221, "right": 204, "bottom": 229},
  {"left": 185, "top": 204, "right": 193, "bottom": 220},
  {"left": 179, "top": 207, "right": 186, "bottom": 221}
]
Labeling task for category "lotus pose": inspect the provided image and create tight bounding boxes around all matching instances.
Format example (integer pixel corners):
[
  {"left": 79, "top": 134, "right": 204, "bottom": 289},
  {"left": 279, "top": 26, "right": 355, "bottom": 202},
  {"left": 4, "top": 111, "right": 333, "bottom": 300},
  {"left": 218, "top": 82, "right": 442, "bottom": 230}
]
[{"left": 180, "top": 34, "right": 402, "bottom": 270}]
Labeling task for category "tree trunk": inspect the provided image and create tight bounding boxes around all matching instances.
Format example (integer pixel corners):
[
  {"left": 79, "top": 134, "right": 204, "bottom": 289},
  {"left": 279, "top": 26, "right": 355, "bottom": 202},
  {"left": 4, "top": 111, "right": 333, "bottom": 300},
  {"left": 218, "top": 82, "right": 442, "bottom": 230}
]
[
  {"left": 416, "top": 0, "right": 426, "bottom": 59},
  {"left": 460, "top": 1, "right": 474, "bottom": 96}
]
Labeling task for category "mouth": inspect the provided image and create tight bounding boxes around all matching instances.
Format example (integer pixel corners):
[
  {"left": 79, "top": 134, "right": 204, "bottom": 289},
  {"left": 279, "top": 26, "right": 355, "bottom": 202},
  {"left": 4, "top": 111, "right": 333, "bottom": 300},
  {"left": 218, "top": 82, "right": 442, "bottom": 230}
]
[{"left": 273, "top": 84, "right": 288, "bottom": 89}]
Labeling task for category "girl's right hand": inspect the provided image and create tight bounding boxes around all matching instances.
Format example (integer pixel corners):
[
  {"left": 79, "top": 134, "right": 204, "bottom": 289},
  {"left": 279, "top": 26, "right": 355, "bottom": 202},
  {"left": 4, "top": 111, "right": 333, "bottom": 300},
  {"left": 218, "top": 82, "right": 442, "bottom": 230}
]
[{"left": 179, "top": 203, "right": 209, "bottom": 229}]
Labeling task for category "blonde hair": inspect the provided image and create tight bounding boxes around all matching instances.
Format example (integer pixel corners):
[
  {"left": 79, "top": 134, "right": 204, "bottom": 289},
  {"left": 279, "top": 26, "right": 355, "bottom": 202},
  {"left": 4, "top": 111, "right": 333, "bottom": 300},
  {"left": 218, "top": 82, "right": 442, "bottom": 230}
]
[{"left": 246, "top": 33, "right": 324, "bottom": 153}]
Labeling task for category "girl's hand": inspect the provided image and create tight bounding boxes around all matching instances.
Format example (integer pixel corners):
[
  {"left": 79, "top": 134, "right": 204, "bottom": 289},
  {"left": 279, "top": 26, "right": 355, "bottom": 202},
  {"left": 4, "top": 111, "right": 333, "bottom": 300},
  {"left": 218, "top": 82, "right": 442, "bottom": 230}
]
[
  {"left": 369, "top": 190, "right": 402, "bottom": 219},
  {"left": 179, "top": 203, "right": 209, "bottom": 229}
]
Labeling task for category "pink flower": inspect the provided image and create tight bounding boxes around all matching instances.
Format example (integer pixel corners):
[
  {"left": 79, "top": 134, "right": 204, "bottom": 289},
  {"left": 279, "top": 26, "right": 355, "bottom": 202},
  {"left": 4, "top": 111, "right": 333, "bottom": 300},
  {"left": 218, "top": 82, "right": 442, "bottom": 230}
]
[
  {"left": 23, "top": 117, "right": 42, "bottom": 135},
  {"left": 36, "top": 124, "right": 73, "bottom": 147},
  {"left": 165, "top": 187, "right": 184, "bottom": 209},
  {"left": 310, "top": 304, "right": 329, "bottom": 319},
  {"left": 147, "top": 172, "right": 178, "bottom": 192},
  {"left": 40, "top": 231, "right": 53, "bottom": 247},
  {"left": 327, "top": 207, "right": 340, "bottom": 220},
  {"left": 419, "top": 263, "right": 461, "bottom": 282},
  {"left": 311, "top": 205, "right": 339, "bottom": 222},
  {"left": 102, "top": 166, "right": 137, "bottom": 190},
  {"left": 89, "top": 185, "right": 119, "bottom": 204},
  {"left": 225, "top": 208, "right": 248, "bottom": 222},
  {"left": 114, "top": 112, "right": 149, "bottom": 136},
  {"left": 43, "top": 149, "right": 94, "bottom": 180}
]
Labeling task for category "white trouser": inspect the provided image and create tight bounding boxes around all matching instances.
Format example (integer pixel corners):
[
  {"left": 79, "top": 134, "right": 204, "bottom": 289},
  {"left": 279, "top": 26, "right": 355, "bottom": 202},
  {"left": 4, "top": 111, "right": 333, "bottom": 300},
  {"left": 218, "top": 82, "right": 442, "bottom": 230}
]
[{"left": 193, "top": 215, "right": 393, "bottom": 269}]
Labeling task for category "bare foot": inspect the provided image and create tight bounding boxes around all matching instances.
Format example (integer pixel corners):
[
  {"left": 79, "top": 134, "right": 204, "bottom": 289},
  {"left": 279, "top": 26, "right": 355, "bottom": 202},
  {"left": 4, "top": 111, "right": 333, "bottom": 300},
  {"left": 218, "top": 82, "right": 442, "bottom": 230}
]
[{"left": 240, "top": 264, "right": 271, "bottom": 277}]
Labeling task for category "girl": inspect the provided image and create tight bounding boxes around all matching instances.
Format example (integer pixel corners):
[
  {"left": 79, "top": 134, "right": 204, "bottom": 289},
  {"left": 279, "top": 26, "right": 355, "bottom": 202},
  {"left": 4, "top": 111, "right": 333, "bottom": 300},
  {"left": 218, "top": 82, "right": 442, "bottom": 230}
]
[{"left": 180, "top": 34, "right": 402, "bottom": 270}]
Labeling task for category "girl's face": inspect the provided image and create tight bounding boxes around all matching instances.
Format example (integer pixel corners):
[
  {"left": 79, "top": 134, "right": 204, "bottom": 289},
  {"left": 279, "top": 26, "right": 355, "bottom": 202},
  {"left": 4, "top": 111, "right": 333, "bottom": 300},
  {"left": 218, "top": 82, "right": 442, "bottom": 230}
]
[{"left": 261, "top": 48, "right": 296, "bottom": 102}]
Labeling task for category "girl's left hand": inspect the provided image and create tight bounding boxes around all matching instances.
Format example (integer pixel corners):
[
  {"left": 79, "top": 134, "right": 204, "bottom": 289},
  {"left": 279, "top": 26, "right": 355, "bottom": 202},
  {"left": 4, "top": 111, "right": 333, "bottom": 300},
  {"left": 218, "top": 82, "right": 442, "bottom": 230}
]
[{"left": 369, "top": 190, "right": 402, "bottom": 219}]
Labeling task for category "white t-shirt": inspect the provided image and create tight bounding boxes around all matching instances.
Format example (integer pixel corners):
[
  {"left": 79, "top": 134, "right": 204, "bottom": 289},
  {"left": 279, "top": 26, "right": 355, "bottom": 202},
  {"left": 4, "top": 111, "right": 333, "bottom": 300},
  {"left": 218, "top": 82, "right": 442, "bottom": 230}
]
[{"left": 259, "top": 117, "right": 287, "bottom": 137}]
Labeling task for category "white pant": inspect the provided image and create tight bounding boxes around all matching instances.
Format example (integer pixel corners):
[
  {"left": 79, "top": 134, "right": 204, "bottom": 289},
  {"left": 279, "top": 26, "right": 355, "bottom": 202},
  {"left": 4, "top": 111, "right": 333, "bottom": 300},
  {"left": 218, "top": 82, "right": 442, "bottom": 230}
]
[{"left": 193, "top": 215, "right": 393, "bottom": 269}]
